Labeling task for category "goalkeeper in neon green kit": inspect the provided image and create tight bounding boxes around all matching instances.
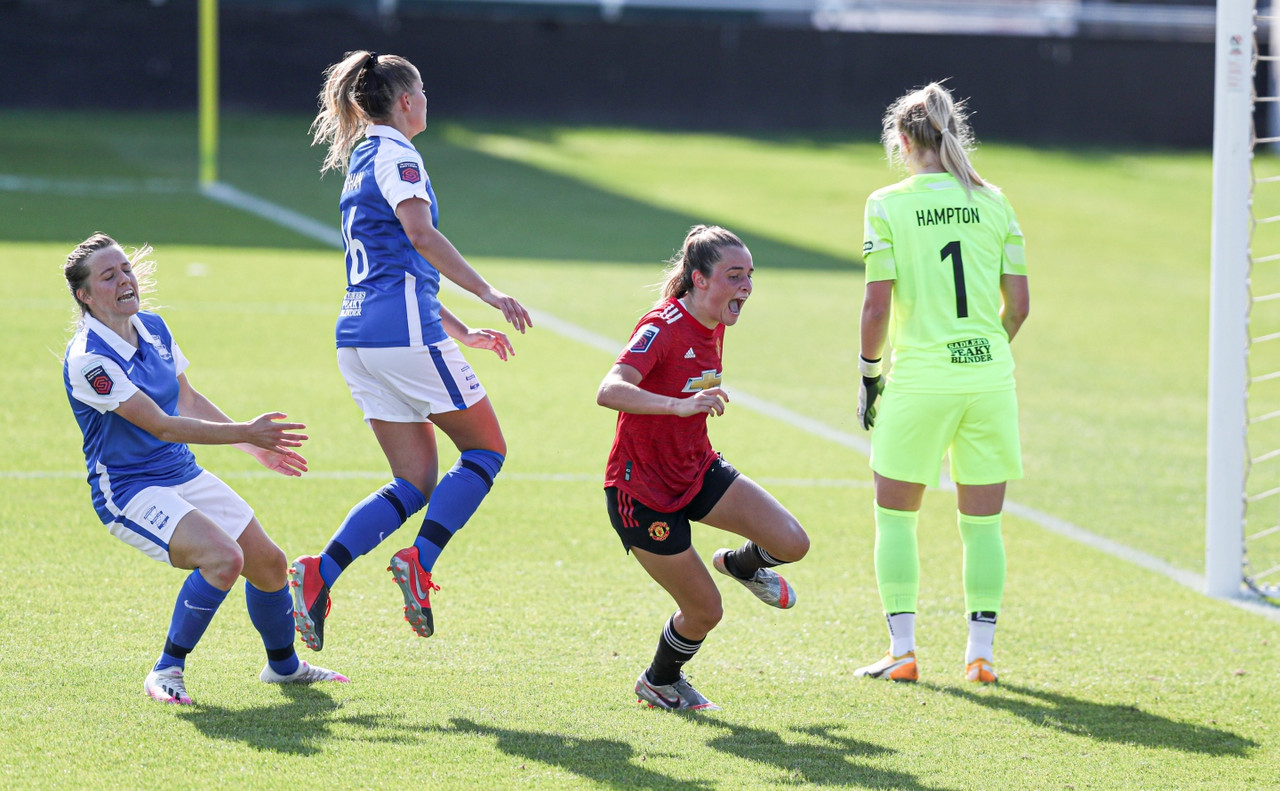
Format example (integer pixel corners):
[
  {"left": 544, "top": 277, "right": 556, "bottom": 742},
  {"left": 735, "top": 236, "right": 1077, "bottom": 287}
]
[{"left": 855, "top": 82, "right": 1030, "bottom": 684}]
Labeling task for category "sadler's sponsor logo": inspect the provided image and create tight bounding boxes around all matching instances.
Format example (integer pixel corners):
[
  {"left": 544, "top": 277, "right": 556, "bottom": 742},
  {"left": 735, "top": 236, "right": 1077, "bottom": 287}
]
[
  {"left": 948, "top": 337, "right": 992, "bottom": 364},
  {"left": 340, "top": 290, "right": 367, "bottom": 317}
]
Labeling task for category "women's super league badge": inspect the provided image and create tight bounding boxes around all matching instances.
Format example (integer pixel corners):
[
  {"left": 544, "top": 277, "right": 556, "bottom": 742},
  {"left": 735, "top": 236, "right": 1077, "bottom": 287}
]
[
  {"left": 83, "top": 364, "right": 113, "bottom": 395},
  {"left": 628, "top": 324, "right": 659, "bottom": 353},
  {"left": 397, "top": 161, "right": 421, "bottom": 184}
]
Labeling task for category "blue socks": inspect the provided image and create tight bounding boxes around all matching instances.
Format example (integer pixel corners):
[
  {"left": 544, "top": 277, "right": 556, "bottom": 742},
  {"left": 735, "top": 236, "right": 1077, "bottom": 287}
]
[
  {"left": 245, "top": 582, "right": 299, "bottom": 677},
  {"left": 413, "top": 449, "right": 504, "bottom": 571},
  {"left": 314, "top": 450, "right": 503, "bottom": 586},
  {"left": 319, "top": 478, "right": 427, "bottom": 587},
  {"left": 154, "top": 570, "right": 228, "bottom": 672},
  {"left": 155, "top": 578, "right": 310, "bottom": 677}
]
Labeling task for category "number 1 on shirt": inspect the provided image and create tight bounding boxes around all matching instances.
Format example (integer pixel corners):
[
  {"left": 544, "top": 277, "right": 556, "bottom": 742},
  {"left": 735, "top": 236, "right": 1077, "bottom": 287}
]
[{"left": 941, "top": 240, "right": 968, "bottom": 318}]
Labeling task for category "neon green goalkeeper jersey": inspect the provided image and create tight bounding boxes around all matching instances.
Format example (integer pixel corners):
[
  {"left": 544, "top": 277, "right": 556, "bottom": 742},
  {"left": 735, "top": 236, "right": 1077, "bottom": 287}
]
[{"left": 863, "top": 172, "right": 1027, "bottom": 393}]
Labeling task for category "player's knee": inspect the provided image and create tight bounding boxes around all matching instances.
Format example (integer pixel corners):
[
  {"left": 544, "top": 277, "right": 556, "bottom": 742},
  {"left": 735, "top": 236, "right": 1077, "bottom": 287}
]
[
  {"left": 460, "top": 449, "right": 505, "bottom": 487},
  {"left": 769, "top": 519, "right": 810, "bottom": 563},
  {"left": 704, "top": 601, "right": 724, "bottom": 632},
  {"left": 688, "top": 596, "right": 723, "bottom": 633},
  {"left": 204, "top": 545, "right": 244, "bottom": 589},
  {"left": 259, "top": 542, "right": 288, "bottom": 579},
  {"left": 783, "top": 522, "right": 810, "bottom": 561},
  {"left": 385, "top": 477, "right": 428, "bottom": 518}
]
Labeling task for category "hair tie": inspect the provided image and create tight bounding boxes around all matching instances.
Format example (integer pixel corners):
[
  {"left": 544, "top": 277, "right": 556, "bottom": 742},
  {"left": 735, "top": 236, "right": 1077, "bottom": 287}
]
[
  {"left": 939, "top": 126, "right": 951, "bottom": 137},
  {"left": 361, "top": 51, "right": 381, "bottom": 99}
]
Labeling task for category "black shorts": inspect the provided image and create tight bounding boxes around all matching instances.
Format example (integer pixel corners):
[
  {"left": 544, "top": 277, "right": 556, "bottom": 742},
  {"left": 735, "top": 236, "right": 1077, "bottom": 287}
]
[{"left": 605, "top": 456, "right": 741, "bottom": 556}]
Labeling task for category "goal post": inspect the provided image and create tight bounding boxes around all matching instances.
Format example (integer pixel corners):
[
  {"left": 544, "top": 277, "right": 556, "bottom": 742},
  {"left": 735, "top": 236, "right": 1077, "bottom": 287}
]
[
  {"left": 1206, "top": 0, "right": 1255, "bottom": 599},
  {"left": 198, "top": 0, "right": 218, "bottom": 188},
  {"left": 1206, "top": 0, "right": 1280, "bottom": 602}
]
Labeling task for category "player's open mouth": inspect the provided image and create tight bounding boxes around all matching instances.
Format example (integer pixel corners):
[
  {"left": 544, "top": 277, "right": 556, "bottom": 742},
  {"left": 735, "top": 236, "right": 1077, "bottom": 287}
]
[
  {"left": 118, "top": 289, "right": 136, "bottom": 303},
  {"left": 728, "top": 298, "right": 744, "bottom": 315}
]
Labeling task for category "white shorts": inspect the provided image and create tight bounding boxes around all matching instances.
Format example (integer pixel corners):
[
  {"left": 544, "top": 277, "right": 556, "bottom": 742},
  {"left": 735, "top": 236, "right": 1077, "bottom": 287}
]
[
  {"left": 109, "top": 470, "right": 254, "bottom": 564},
  {"left": 337, "top": 341, "right": 487, "bottom": 423}
]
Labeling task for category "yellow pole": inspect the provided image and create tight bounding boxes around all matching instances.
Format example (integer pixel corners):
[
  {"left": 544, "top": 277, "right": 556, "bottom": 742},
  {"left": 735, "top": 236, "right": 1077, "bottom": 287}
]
[{"left": 198, "top": 0, "right": 218, "bottom": 187}]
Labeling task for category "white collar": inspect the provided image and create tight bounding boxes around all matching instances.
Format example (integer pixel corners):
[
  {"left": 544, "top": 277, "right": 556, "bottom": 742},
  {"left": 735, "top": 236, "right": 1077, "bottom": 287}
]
[
  {"left": 366, "top": 124, "right": 415, "bottom": 148},
  {"left": 83, "top": 313, "right": 156, "bottom": 361}
]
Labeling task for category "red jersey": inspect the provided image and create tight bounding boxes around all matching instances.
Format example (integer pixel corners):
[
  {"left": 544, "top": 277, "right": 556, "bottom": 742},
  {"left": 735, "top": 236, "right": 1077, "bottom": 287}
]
[{"left": 605, "top": 297, "right": 725, "bottom": 512}]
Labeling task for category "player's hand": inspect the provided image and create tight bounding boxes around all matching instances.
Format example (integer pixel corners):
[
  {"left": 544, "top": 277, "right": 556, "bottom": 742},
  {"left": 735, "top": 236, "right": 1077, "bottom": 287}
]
[
  {"left": 481, "top": 288, "right": 533, "bottom": 334},
  {"left": 857, "top": 357, "right": 884, "bottom": 430},
  {"left": 675, "top": 387, "right": 729, "bottom": 418},
  {"left": 251, "top": 446, "right": 310, "bottom": 477},
  {"left": 458, "top": 327, "right": 515, "bottom": 361},
  {"left": 243, "top": 412, "right": 309, "bottom": 451}
]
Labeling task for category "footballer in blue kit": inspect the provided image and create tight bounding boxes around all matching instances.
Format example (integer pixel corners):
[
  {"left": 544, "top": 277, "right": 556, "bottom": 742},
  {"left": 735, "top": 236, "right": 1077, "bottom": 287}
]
[
  {"left": 289, "top": 50, "right": 532, "bottom": 652},
  {"left": 61, "top": 234, "right": 347, "bottom": 705},
  {"left": 335, "top": 123, "right": 446, "bottom": 349},
  {"left": 66, "top": 311, "right": 201, "bottom": 528}
]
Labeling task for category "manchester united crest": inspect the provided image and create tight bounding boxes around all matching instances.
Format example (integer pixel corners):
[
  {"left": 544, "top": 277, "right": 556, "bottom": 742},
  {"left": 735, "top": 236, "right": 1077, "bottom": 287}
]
[{"left": 647, "top": 521, "right": 670, "bottom": 541}]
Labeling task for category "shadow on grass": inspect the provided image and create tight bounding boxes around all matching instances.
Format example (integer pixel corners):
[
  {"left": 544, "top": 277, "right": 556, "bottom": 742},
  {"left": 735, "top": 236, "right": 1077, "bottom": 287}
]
[
  {"left": 175, "top": 684, "right": 414, "bottom": 756},
  {"left": 693, "top": 719, "right": 954, "bottom": 790},
  {"left": 220, "top": 115, "right": 861, "bottom": 271},
  {"left": 935, "top": 682, "right": 1259, "bottom": 756},
  {"left": 0, "top": 111, "right": 860, "bottom": 272},
  {"left": 441, "top": 716, "right": 952, "bottom": 790},
  {"left": 406, "top": 140, "right": 858, "bottom": 271},
  {"left": 441, "top": 717, "right": 712, "bottom": 790}
]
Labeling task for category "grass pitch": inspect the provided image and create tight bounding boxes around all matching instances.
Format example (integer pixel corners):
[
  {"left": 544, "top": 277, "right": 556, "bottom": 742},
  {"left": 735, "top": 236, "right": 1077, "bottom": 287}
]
[{"left": 1, "top": 111, "right": 1277, "bottom": 789}]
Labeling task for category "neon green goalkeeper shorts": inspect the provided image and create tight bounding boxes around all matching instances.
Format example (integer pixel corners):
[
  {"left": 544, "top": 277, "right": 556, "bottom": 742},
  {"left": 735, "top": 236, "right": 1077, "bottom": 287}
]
[{"left": 870, "top": 388, "right": 1023, "bottom": 487}]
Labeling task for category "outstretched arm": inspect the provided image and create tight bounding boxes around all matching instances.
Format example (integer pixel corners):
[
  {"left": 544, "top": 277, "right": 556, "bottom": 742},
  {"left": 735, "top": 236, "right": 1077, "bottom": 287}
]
[
  {"left": 397, "top": 198, "right": 533, "bottom": 333},
  {"left": 110, "top": 373, "right": 309, "bottom": 476}
]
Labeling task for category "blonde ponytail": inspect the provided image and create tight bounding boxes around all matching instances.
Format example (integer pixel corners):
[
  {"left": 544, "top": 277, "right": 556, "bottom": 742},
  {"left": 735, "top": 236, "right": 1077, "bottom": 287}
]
[
  {"left": 310, "top": 50, "right": 420, "bottom": 174},
  {"left": 882, "top": 81, "right": 988, "bottom": 197}
]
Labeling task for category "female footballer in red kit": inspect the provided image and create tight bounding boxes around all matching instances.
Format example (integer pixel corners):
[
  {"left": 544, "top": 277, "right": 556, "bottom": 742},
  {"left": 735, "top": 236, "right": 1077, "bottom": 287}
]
[{"left": 597, "top": 225, "right": 810, "bottom": 711}]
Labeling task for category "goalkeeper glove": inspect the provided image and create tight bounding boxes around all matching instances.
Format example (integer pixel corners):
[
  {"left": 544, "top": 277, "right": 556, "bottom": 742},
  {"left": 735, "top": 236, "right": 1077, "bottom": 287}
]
[{"left": 857, "top": 355, "right": 884, "bottom": 430}]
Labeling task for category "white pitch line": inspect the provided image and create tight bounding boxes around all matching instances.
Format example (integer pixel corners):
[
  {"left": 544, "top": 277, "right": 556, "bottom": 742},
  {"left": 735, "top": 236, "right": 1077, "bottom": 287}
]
[
  {"left": 1, "top": 470, "right": 869, "bottom": 488},
  {"left": 0, "top": 173, "right": 192, "bottom": 196},
  {"left": 201, "top": 182, "right": 343, "bottom": 246},
  {"left": 198, "top": 180, "right": 1277, "bottom": 620}
]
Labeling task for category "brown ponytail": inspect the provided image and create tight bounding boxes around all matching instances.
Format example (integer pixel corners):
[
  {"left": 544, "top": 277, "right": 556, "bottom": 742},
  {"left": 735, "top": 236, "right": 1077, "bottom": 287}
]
[{"left": 657, "top": 225, "right": 746, "bottom": 303}]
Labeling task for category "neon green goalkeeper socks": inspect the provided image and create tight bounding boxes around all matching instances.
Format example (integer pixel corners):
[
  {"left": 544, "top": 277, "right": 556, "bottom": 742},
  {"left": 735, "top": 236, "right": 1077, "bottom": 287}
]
[
  {"left": 958, "top": 511, "right": 1006, "bottom": 614},
  {"left": 874, "top": 504, "right": 920, "bottom": 614}
]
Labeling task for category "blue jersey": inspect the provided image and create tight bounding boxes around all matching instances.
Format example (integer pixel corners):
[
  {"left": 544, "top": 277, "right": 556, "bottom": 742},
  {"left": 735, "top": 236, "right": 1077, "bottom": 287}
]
[
  {"left": 335, "top": 124, "right": 448, "bottom": 348},
  {"left": 64, "top": 312, "right": 202, "bottom": 521}
]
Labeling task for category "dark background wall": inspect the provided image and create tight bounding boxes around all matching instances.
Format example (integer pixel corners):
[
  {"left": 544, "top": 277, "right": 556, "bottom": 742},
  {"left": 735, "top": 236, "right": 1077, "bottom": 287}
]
[{"left": 0, "top": 0, "right": 1224, "bottom": 147}]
